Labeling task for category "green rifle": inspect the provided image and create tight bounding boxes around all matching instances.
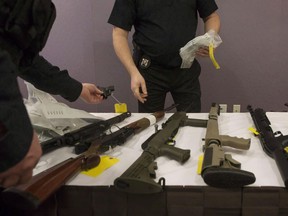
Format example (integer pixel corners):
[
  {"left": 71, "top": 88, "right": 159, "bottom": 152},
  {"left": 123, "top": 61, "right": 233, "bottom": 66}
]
[
  {"left": 201, "top": 103, "right": 256, "bottom": 188},
  {"left": 114, "top": 111, "right": 207, "bottom": 194}
]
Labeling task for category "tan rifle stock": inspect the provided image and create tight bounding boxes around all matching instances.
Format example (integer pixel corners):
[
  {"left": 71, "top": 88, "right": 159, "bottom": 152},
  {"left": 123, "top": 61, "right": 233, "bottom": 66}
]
[{"left": 201, "top": 103, "right": 256, "bottom": 188}]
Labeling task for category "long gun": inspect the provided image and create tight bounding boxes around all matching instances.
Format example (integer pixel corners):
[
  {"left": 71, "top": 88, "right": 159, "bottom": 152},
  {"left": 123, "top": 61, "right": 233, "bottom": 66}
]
[
  {"left": 77, "top": 104, "right": 177, "bottom": 154},
  {"left": 1, "top": 138, "right": 101, "bottom": 210},
  {"left": 41, "top": 111, "right": 131, "bottom": 154},
  {"left": 247, "top": 105, "right": 288, "bottom": 187},
  {"left": 201, "top": 103, "right": 256, "bottom": 188},
  {"left": 97, "top": 110, "right": 165, "bottom": 153},
  {"left": 1, "top": 110, "right": 166, "bottom": 210},
  {"left": 114, "top": 111, "right": 208, "bottom": 194}
]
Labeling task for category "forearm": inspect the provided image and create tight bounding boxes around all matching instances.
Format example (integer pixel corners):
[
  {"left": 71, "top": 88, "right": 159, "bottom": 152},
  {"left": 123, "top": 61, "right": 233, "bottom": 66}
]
[
  {"left": 112, "top": 27, "right": 139, "bottom": 77},
  {"left": 204, "top": 12, "right": 221, "bottom": 33},
  {"left": 112, "top": 27, "right": 147, "bottom": 102},
  {"left": 19, "top": 55, "right": 82, "bottom": 102}
]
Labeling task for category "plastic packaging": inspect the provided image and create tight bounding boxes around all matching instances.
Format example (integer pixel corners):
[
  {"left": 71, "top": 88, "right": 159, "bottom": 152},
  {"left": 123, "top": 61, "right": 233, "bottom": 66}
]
[{"left": 180, "top": 30, "right": 222, "bottom": 69}]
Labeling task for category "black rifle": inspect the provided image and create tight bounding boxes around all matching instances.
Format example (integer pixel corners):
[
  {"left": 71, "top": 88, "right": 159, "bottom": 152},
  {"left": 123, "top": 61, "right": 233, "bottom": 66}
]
[
  {"left": 114, "top": 111, "right": 207, "bottom": 194},
  {"left": 201, "top": 103, "right": 256, "bottom": 188},
  {"left": 247, "top": 105, "right": 288, "bottom": 187},
  {"left": 97, "top": 111, "right": 165, "bottom": 153},
  {"left": 40, "top": 111, "right": 131, "bottom": 154}
]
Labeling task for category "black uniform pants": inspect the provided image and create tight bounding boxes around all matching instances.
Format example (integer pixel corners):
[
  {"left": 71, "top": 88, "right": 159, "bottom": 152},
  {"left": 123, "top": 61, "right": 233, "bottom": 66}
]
[{"left": 138, "top": 62, "right": 201, "bottom": 113}]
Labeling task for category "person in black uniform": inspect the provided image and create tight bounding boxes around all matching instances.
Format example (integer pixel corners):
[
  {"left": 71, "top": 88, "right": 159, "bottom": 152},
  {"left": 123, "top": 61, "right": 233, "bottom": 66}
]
[
  {"left": 0, "top": 0, "right": 104, "bottom": 191},
  {"left": 108, "top": 0, "right": 220, "bottom": 113}
]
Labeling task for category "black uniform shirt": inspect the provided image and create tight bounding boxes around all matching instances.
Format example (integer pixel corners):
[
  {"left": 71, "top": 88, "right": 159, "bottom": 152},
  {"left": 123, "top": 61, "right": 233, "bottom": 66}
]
[{"left": 108, "top": 0, "right": 218, "bottom": 67}]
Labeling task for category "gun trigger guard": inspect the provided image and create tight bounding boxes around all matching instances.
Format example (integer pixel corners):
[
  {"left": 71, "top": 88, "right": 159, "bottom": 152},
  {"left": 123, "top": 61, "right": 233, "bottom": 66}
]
[
  {"left": 167, "top": 138, "right": 176, "bottom": 146},
  {"left": 224, "top": 154, "right": 241, "bottom": 169},
  {"left": 148, "top": 162, "right": 158, "bottom": 178}
]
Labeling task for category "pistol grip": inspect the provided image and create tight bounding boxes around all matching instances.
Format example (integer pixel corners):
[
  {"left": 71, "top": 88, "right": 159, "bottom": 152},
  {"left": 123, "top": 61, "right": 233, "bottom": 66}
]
[
  {"left": 201, "top": 167, "right": 256, "bottom": 188},
  {"left": 159, "top": 145, "right": 191, "bottom": 163}
]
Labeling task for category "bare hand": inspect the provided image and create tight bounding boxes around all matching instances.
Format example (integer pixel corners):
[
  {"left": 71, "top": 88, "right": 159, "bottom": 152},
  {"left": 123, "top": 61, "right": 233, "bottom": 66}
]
[
  {"left": 80, "top": 83, "right": 104, "bottom": 104},
  {"left": 0, "top": 132, "right": 42, "bottom": 188},
  {"left": 131, "top": 72, "right": 148, "bottom": 103},
  {"left": 196, "top": 46, "right": 209, "bottom": 57}
]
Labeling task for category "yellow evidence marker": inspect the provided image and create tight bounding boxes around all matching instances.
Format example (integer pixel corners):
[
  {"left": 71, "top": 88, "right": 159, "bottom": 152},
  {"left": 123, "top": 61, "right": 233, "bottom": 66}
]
[
  {"left": 111, "top": 94, "right": 128, "bottom": 113},
  {"left": 81, "top": 155, "right": 119, "bottom": 177}
]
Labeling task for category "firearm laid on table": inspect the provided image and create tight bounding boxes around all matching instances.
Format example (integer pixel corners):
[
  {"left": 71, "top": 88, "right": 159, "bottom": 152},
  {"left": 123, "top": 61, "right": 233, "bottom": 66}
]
[
  {"left": 1, "top": 138, "right": 101, "bottom": 211},
  {"left": 39, "top": 85, "right": 118, "bottom": 154},
  {"left": 200, "top": 103, "right": 256, "bottom": 188},
  {"left": 247, "top": 105, "right": 288, "bottom": 187},
  {"left": 1, "top": 110, "right": 166, "bottom": 210},
  {"left": 76, "top": 104, "right": 179, "bottom": 154},
  {"left": 114, "top": 111, "right": 208, "bottom": 194},
  {"left": 40, "top": 111, "right": 131, "bottom": 154}
]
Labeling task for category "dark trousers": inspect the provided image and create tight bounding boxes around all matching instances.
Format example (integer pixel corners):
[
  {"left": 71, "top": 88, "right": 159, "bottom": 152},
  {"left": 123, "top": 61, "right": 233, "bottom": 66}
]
[{"left": 138, "top": 61, "right": 201, "bottom": 113}]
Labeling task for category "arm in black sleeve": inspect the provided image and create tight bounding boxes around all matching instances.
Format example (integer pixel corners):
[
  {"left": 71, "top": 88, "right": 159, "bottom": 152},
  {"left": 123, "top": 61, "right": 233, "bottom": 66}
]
[
  {"left": 197, "top": 0, "right": 218, "bottom": 19},
  {"left": 0, "top": 50, "right": 33, "bottom": 172},
  {"left": 19, "top": 54, "right": 83, "bottom": 102}
]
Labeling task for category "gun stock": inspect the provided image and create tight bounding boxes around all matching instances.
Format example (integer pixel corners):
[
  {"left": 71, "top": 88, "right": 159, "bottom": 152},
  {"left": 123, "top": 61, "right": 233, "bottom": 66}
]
[
  {"left": 201, "top": 103, "right": 255, "bottom": 188},
  {"left": 2, "top": 140, "right": 101, "bottom": 210},
  {"left": 114, "top": 152, "right": 164, "bottom": 194}
]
